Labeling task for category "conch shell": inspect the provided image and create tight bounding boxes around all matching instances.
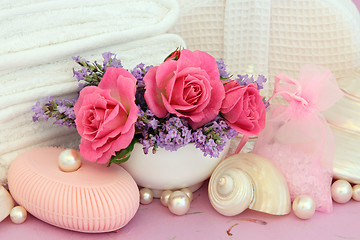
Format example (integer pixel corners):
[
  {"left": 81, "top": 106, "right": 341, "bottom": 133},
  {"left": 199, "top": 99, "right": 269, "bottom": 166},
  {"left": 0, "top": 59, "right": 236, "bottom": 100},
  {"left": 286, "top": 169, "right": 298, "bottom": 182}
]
[
  {"left": 208, "top": 153, "right": 291, "bottom": 216},
  {"left": 0, "top": 186, "right": 14, "bottom": 222}
]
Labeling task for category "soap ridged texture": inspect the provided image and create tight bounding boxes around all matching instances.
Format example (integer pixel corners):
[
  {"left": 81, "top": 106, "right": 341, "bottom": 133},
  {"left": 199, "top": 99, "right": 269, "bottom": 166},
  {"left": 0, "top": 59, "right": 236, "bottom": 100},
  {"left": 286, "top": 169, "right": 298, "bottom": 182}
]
[{"left": 8, "top": 147, "right": 139, "bottom": 233}]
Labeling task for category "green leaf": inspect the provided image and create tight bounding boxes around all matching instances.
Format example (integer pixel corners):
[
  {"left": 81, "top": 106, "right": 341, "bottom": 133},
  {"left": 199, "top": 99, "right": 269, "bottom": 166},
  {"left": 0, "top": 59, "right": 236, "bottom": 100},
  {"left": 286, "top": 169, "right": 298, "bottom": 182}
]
[{"left": 107, "top": 139, "right": 138, "bottom": 166}]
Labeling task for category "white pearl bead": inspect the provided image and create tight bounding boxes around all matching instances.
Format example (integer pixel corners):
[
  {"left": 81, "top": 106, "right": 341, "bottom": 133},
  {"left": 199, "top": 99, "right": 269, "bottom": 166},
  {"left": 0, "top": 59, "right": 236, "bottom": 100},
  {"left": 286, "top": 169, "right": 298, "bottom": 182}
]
[
  {"left": 10, "top": 206, "right": 27, "bottom": 224},
  {"left": 331, "top": 180, "right": 352, "bottom": 204},
  {"left": 168, "top": 191, "right": 190, "bottom": 215},
  {"left": 292, "top": 195, "right": 316, "bottom": 220},
  {"left": 139, "top": 188, "right": 153, "bottom": 205},
  {"left": 180, "top": 188, "right": 193, "bottom": 202},
  {"left": 58, "top": 149, "right": 82, "bottom": 172},
  {"left": 160, "top": 190, "right": 172, "bottom": 207},
  {"left": 352, "top": 185, "right": 360, "bottom": 201}
]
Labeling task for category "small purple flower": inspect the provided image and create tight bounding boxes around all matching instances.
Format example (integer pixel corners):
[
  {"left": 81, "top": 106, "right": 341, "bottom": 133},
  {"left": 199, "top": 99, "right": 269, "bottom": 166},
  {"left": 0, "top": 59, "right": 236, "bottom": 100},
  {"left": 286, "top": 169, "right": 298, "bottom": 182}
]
[
  {"left": 175, "top": 135, "right": 184, "bottom": 145},
  {"left": 57, "top": 105, "right": 67, "bottom": 114},
  {"left": 256, "top": 74, "right": 267, "bottom": 90},
  {"left": 237, "top": 74, "right": 254, "bottom": 85},
  {"left": 53, "top": 119, "right": 65, "bottom": 126},
  {"left": 168, "top": 128, "right": 177, "bottom": 138},
  {"left": 102, "top": 52, "right": 114, "bottom": 66},
  {"left": 72, "top": 56, "right": 82, "bottom": 63},
  {"left": 102, "top": 52, "right": 123, "bottom": 69},
  {"left": 196, "top": 131, "right": 206, "bottom": 143},
  {"left": 67, "top": 109, "right": 76, "bottom": 120},
  {"left": 219, "top": 120, "right": 227, "bottom": 128},
  {"left": 236, "top": 74, "right": 267, "bottom": 90},
  {"left": 145, "top": 109, "right": 154, "bottom": 117},
  {"left": 217, "top": 58, "right": 230, "bottom": 79},
  {"left": 211, "top": 121, "right": 221, "bottom": 132},
  {"left": 149, "top": 118, "right": 159, "bottom": 130},
  {"left": 31, "top": 97, "right": 76, "bottom": 128}
]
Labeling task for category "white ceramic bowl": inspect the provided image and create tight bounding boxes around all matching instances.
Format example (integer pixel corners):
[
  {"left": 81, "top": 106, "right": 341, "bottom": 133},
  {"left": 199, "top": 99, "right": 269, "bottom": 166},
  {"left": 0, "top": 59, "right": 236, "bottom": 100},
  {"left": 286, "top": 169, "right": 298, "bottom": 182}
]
[{"left": 121, "top": 142, "right": 230, "bottom": 197}]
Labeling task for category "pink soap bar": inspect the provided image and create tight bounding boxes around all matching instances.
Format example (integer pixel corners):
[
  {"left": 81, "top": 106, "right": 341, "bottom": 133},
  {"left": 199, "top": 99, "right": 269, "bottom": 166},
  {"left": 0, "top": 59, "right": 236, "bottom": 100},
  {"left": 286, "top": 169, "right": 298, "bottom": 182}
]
[{"left": 8, "top": 147, "right": 139, "bottom": 233}]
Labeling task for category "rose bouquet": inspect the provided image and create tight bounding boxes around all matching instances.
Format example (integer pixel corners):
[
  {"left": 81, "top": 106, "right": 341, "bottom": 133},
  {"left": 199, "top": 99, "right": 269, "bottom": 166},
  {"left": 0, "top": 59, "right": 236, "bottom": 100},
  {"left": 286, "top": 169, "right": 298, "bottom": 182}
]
[{"left": 32, "top": 49, "right": 267, "bottom": 165}]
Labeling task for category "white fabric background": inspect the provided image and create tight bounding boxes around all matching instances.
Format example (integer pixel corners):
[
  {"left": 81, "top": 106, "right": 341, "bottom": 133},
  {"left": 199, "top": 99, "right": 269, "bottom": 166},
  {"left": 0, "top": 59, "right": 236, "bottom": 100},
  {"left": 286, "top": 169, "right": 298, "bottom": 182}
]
[{"left": 171, "top": 0, "right": 360, "bottom": 99}]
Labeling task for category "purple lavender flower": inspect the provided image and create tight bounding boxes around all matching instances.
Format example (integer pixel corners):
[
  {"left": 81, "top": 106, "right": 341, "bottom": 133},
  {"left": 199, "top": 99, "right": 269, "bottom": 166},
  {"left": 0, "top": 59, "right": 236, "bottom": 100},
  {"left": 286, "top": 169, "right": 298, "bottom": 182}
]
[
  {"left": 236, "top": 74, "right": 267, "bottom": 90},
  {"left": 102, "top": 52, "right": 114, "bottom": 66},
  {"left": 237, "top": 74, "right": 254, "bottom": 85},
  {"left": 131, "top": 63, "right": 153, "bottom": 108},
  {"left": 140, "top": 139, "right": 152, "bottom": 154},
  {"left": 145, "top": 109, "right": 154, "bottom": 117},
  {"left": 131, "top": 63, "right": 146, "bottom": 82},
  {"left": 217, "top": 58, "right": 230, "bottom": 79},
  {"left": 72, "top": 67, "right": 87, "bottom": 82},
  {"left": 192, "top": 117, "right": 237, "bottom": 158},
  {"left": 256, "top": 74, "right": 267, "bottom": 90},
  {"left": 31, "top": 97, "right": 77, "bottom": 128},
  {"left": 102, "top": 52, "right": 123, "bottom": 69},
  {"left": 148, "top": 118, "right": 159, "bottom": 130},
  {"left": 72, "top": 56, "right": 88, "bottom": 64}
]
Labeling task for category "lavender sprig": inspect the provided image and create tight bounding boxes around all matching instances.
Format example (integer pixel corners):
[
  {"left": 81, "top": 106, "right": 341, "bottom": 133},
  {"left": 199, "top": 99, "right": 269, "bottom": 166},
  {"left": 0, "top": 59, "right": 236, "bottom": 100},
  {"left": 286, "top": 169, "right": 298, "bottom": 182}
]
[
  {"left": 131, "top": 63, "right": 153, "bottom": 108},
  {"left": 72, "top": 52, "right": 123, "bottom": 91},
  {"left": 193, "top": 117, "right": 237, "bottom": 158},
  {"left": 216, "top": 58, "right": 231, "bottom": 80},
  {"left": 135, "top": 108, "right": 237, "bottom": 158},
  {"left": 236, "top": 74, "right": 267, "bottom": 90},
  {"left": 32, "top": 97, "right": 76, "bottom": 128}
]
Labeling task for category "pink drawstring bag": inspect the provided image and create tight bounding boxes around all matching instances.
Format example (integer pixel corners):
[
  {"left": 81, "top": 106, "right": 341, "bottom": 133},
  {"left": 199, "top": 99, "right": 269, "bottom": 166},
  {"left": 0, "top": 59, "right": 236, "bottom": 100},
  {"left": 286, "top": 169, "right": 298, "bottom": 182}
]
[{"left": 253, "top": 65, "right": 343, "bottom": 213}]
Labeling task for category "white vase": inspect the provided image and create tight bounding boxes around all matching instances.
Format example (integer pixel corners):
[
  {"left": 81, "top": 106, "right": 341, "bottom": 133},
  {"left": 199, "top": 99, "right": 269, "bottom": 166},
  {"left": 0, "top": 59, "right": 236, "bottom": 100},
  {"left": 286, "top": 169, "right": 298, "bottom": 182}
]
[{"left": 121, "top": 142, "right": 230, "bottom": 197}]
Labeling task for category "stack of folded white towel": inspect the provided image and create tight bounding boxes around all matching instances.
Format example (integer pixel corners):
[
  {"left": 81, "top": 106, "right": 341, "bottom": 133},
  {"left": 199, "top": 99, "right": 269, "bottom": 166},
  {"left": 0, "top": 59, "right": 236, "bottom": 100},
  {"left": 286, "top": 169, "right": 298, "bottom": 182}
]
[{"left": 0, "top": 0, "right": 185, "bottom": 186}]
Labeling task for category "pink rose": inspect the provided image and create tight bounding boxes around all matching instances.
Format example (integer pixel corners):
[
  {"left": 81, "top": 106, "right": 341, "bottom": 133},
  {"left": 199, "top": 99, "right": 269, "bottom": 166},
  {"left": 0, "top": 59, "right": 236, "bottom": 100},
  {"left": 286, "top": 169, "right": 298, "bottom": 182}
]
[
  {"left": 144, "top": 49, "right": 225, "bottom": 129},
  {"left": 221, "top": 82, "right": 266, "bottom": 136},
  {"left": 74, "top": 67, "right": 139, "bottom": 164}
]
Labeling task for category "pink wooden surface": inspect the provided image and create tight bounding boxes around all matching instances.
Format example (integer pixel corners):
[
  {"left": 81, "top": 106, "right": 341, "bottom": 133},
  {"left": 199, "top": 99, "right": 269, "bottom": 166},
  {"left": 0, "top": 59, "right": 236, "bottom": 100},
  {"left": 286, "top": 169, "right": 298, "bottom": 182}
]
[{"left": 1, "top": 182, "right": 360, "bottom": 240}]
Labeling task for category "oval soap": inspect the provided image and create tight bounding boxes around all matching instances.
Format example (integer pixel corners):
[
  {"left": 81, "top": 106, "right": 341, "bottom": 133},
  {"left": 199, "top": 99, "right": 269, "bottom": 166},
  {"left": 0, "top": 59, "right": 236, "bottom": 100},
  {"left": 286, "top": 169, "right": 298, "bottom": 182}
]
[{"left": 8, "top": 147, "right": 139, "bottom": 233}]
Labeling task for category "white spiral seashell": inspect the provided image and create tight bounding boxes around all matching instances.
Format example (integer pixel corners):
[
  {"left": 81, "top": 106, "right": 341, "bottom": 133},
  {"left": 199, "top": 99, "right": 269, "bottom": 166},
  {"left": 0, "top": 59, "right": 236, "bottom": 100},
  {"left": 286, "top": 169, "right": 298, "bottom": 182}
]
[{"left": 209, "top": 153, "right": 291, "bottom": 216}]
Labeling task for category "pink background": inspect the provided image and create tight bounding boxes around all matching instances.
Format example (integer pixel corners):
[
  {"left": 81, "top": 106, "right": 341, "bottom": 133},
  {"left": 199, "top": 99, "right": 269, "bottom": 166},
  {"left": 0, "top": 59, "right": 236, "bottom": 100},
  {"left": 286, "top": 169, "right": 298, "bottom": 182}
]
[{"left": 2, "top": 1, "right": 360, "bottom": 239}]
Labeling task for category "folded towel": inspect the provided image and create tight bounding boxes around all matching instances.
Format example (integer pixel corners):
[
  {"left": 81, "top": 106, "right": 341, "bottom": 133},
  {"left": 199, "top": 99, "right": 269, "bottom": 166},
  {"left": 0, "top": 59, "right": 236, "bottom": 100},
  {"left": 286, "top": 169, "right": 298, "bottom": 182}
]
[
  {"left": 0, "top": 0, "right": 184, "bottom": 186},
  {"left": 0, "top": 34, "right": 185, "bottom": 117},
  {"left": 171, "top": 0, "right": 360, "bottom": 98},
  {"left": 0, "top": 0, "right": 179, "bottom": 75}
]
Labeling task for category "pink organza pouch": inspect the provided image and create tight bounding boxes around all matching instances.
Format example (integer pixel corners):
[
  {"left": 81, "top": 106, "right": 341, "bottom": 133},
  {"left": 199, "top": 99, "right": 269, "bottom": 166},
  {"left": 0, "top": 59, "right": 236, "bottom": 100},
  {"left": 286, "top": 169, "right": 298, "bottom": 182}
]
[{"left": 253, "top": 65, "right": 343, "bottom": 213}]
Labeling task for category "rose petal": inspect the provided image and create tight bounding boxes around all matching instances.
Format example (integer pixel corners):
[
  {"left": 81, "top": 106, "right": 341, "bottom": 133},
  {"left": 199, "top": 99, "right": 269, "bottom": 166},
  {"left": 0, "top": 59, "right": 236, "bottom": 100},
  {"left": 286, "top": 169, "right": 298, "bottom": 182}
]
[
  {"left": 74, "top": 86, "right": 99, "bottom": 115},
  {"left": 177, "top": 49, "right": 201, "bottom": 70},
  {"left": 96, "top": 125, "right": 136, "bottom": 164},
  {"left": 194, "top": 50, "right": 220, "bottom": 82},
  {"left": 144, "top": 66, "right": 169, "bottom": 118},
  {"left": 99, "top": 67, "right": 136, "bottom": 101}
]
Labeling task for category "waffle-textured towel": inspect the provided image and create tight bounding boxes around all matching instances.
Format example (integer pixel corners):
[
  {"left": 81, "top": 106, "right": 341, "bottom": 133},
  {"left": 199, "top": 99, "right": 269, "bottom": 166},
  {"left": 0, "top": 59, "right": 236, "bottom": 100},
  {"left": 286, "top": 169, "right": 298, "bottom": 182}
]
[
  {"left": 0, "top": 0, "right": 185, "bottom": 186},
  {"left": 171, "top": 0, "right": 360, "bottom": 98}
]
